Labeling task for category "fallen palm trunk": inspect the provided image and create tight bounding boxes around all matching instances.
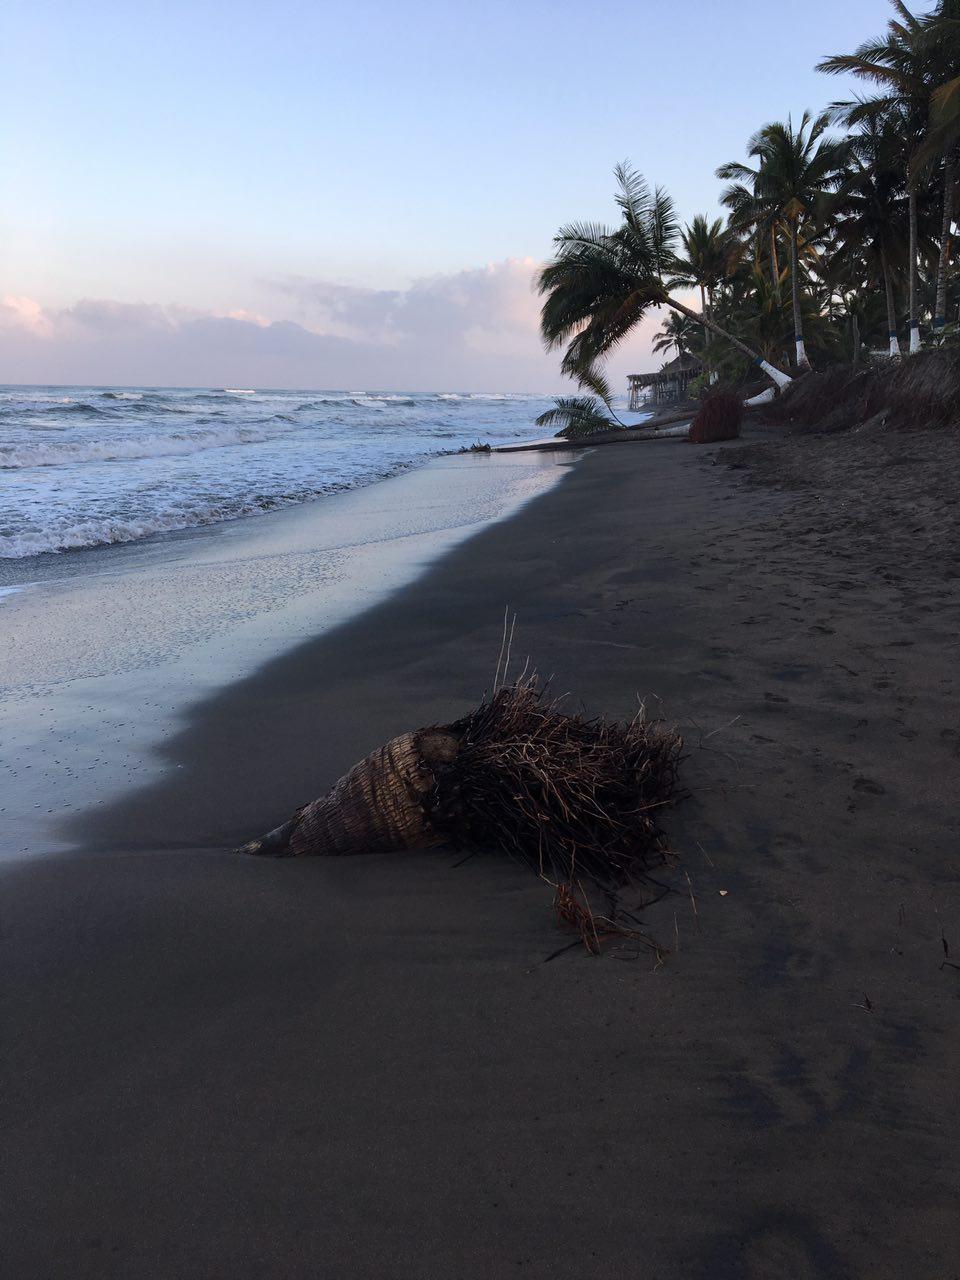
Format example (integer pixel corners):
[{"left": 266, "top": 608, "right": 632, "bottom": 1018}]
[
  {"left": 240, "top": 729, "right": 460, "bottom": 859},
  {"left": 237, "top": 679, "right": 683, "bottom": 900},
  {"left": 494, "top": 423, "right": 691, "bottom": 452}
]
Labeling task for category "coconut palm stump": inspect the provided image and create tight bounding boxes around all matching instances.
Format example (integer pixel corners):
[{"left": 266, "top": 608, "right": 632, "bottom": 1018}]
[{"left": 237, "top": 681, "right": 683, "bottom": 949}]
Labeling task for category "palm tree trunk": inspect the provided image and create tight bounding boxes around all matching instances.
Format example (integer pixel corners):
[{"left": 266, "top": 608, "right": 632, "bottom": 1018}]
[
  {"left": 706, "top": 286, "right": 718, "bottom": 384},
  {"left": 852, "top": 311, "right": 861, "bottom": 367},
  {"left": 699, "top": 284, "right": 712, "bottom": 348},
  {"left": 882, "top": 250, "right": 901, "bottom": 357},
  {"left": 909, "top": 186, "right": 920, "bottom": 352},
  {"left": 934, "top": 150, "right": 956, "bottom": 331},
  {"left": 790, "top": 219, "right": 810, "bottom": 371},
  {"left": 699, "top": 283, "right": 713, "bottom": 383},
  {"left": 770, "top": 225, "right": 781, "bottom": 299},
  {"left": 666, "top": 297, "right": 792, "bottom": 390}
]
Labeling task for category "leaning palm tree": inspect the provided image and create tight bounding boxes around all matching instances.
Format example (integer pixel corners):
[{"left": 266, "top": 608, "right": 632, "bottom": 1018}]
[
  {"left": 538, "top": 163, "right": 792, "bottom": 402},
  {"left": 717, "top": 113, "right": 848, "bottom": 372},
  {"left": 652, "top": 311, "right": 698, "bottom": 362}
]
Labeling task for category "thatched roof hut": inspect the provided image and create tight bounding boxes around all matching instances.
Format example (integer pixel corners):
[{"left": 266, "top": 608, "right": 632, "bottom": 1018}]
[{"left": 628, "top": 355, "right": 702, "bottom": 410}]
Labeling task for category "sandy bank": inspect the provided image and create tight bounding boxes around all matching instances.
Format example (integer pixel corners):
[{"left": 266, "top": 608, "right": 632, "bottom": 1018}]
[{"left": 3, "top": 428, "right": 958, "bottom": 1278}]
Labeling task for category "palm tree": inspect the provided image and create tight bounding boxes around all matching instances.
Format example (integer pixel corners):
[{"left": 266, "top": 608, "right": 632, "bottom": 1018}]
[
  {"left": 717, "top": 181, "right": 785, "bottom": 300},
  {"left": 833, "top": 117, "right": 910, "bottom": 355},
  {"left": 818, "top": 199, "right": 893, "bottom": 363},
  {"left": 820, "top": 2, "right": 936, "bottom": 349},
  {"left": 652, "top": 311, "right": 698, "bottom": 363},
  {"left": 708, "top": 259, "right": 843, "bottom": 377},
  {"left": 708, "top": 265, "right": 791, "bottom": 373},
  {"left": 717, "top": 113, "right": 848, "bottom": 373},
  {"left": 912, "top": 2, "right": 960, "bottom": 330},
  {"left": 537, "top": 163, "right": 793, "bottom": 404},
  {"left": 674, "top": 215, "right": 735, "bottom": 380}
]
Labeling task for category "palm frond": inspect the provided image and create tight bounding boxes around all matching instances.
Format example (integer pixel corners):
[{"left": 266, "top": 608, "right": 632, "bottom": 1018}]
[
  {"left": 612, "top": 161, "right": 651, "bottom": 228},
  {"left": 930, "top": 73, "right": 960, "bottom": 126},
  {"left": 549, "top": 221, "right": 617, "bottom": 258},
  {"left": 648, "top": 185, "right": 681, "bottom": 279},
  {"left": 716, "top": 160, "right": 757, "bottom": 183},
  {"left": 573, "top": 364, "right": 616, "bottom": 408},
  {"left": 889, "top": 1, "right": 920, "bottom": 33},
  {"left": 534, "top": 396, "right": 620, "bottom": 439}
]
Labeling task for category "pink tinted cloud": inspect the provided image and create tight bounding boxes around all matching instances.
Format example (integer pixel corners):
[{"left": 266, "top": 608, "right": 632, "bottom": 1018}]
[{"left": 0, "top": 261, "right": 663, "bottom": 391}]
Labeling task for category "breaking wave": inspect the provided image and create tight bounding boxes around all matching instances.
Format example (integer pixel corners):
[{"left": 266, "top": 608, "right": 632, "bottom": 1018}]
[
  {"left": 0, "top": 384, "right": 554, "bottom": 558},
  {"left": 0, "top": 424, "right": 282, "bottom": 468}
]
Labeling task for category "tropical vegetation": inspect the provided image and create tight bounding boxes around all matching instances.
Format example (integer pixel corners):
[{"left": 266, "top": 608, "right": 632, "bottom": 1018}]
[
  {"left": 537, "top": 0, "right": 960, "bottom": 430},
  {"left": 651, "top": 311, "right": 699, "bottom": 363}
]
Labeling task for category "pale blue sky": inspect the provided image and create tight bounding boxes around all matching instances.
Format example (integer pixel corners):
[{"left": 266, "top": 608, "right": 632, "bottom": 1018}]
[{"left": 0, "top": 0, "right": 923, "bottom": 389}]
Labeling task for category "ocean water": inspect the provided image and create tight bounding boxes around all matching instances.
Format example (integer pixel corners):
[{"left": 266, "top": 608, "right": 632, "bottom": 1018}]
[{"left": 0, "top": 385, "right": 556, "bottom": 559}]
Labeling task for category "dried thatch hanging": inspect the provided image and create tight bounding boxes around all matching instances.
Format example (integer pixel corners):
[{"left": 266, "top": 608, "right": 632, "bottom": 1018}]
[{"left": 237, "top": 678, "right": 684, "bottom": 949}]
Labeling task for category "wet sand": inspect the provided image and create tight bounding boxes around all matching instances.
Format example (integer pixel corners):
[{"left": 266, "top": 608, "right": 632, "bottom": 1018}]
[
  {"left": 3, "top": 428, "right": 959, "bottom": 1278},
  {"left": 0, "top": 450, "right": 564, "bottom": 857}
]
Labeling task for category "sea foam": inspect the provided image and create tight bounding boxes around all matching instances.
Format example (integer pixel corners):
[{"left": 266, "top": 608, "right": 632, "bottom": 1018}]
[{"left": 0, "top": 385, "right": 554, "bottom": 558}]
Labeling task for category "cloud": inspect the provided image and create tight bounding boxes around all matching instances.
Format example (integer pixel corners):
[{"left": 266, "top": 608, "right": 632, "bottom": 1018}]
[
  {"left": 1, "top": 295, "right": 53, "bottom": 338},
  {"left": 0, "top": 260, "right": 663, "bottom": 392},
  {"left": 267, "top": 258, "right": 545, "bottom": 356}
]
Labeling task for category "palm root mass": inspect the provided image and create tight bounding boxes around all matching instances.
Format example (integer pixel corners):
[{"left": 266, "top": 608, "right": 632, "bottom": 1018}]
[{"left": 237, "top": 680, "right": 683, "bottom": 891}]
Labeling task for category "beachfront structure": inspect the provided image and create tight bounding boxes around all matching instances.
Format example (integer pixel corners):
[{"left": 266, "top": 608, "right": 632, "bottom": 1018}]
[{"left": 627, "top": 355, "right": 703, "bottom": 410}]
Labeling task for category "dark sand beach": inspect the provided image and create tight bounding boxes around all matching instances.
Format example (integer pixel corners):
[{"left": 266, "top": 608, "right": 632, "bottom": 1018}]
[{"left": 3, "top": 428, "right": 959, "bottom": 1278}]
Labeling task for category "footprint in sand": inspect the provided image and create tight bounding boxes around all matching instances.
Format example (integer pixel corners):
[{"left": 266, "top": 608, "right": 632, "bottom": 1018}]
[
  {"left": 720, "top": 1038, "right": 872, "bottom": 1131},
  {"left": 852, "top": 776, "right": 885, "bottom": 795},
  {"left": 696, "top": 1212, "right": 849, "bottom": 1279}
]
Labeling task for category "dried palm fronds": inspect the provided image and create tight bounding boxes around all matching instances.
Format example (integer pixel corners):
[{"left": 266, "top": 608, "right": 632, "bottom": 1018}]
[
  {"left": 761, "top": 349, "right": 960, "bottom": 435},
  {"left": 426, "top": 679, "right": 682, "bottom": 890},
  {"left": 237, "top": 677, "right": 684, "bottom": 946}
]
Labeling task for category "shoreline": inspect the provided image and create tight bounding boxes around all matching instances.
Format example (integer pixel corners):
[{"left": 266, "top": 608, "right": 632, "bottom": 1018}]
[
  {"left": 4, "top": 428, "right": 958, "bottom": 1277},
  {"left": 0, "top": 384, "right": 556, "bottom": 564},
  {"left": 0, "top": 450, "right": 570, "bottom": 858}
]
